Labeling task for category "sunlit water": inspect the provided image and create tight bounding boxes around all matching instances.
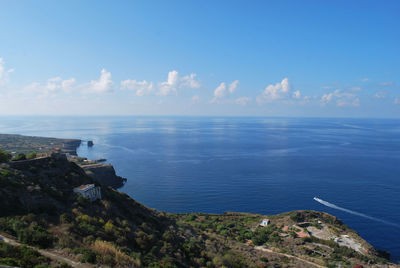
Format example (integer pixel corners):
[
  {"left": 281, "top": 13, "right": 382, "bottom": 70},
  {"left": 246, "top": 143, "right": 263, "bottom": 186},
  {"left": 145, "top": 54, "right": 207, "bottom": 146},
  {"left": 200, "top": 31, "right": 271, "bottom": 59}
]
[{"left": 1, "top": 116, "right": 399, "bottom": 262}]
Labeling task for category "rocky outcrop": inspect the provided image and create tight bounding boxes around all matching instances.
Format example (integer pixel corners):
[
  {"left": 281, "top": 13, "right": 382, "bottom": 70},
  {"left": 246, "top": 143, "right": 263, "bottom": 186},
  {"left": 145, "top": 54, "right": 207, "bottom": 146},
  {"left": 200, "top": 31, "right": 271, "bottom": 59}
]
[
  {"left": 62, "top": 139, "right": 82, "bottom": 155},
  {"left": 81, "top": 163, "right": 126, "bottom": 189}
]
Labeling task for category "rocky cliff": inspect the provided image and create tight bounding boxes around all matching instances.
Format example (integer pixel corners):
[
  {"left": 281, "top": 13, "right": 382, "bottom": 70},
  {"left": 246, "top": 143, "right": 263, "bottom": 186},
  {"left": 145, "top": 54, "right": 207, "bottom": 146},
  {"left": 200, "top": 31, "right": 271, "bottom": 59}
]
[{"left": 81, "top": 163, "right": 126, "bottom": 189}]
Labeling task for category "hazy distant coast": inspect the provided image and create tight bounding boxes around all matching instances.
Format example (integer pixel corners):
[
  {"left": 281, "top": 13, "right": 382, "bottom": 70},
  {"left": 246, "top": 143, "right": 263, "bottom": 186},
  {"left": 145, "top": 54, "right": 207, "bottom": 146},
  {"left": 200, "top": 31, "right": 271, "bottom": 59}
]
[{"left": 0, "top": 133, "right": 126, "bottom": 189}]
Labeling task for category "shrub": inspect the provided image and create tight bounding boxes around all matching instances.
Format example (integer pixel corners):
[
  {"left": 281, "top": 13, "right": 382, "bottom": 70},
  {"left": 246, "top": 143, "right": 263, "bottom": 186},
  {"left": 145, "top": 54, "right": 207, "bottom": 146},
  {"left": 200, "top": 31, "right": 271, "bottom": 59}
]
[
  {"left": 55, "top": 263, "right": 73, "bottom": 268},
  {"left": 73, "top": 248, "right": 98, "bottom": 263},
  {"left": 58, "top": 236, "right": 75, "bottom": 249},
  {"left": 290, "top": 212, "right": 305, "bottom": 222},
  {"left": 17, "top": 225, "right": 54, "bottom": 248},
  {"left": 78, "top": 221, "right": 96, "bottom": 235},
  {"left": 26, "top": 152, "right": 37, "bottom": 160},
  {"left": 104, "top": 221, "right": 117, "bottom": 234},
  {"left": 0, "top": 150, "right": 12, "bottom": 163},
  {"left": 81, "top": 250, "right": 97, "bottom": 263},
  {"left": 0, "top": 169, "right": 12, "bottom": 177},
  {"left": 76, "top": 195, "right": 89, "bottom": 207},
  {"left": 0, "top": 241, "right": 50, "bottom": 267},
  {"left": 13, "top": 153, "right": 26, "bottom": 161},
  {"left": 60, "top": 213, "right": 72, "bottom": 224}
]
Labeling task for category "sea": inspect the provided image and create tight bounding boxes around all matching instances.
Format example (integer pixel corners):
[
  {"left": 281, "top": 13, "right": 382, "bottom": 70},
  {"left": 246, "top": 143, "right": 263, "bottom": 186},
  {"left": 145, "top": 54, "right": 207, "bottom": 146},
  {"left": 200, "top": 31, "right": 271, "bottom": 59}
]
[{"left": 0, "top": 116, "right": 399, "bottom": 262}]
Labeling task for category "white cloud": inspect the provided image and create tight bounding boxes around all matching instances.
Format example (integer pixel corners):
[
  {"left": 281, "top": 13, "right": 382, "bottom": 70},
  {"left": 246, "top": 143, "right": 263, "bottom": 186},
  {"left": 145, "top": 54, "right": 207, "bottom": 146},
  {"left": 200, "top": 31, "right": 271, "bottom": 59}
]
[
  {"left": 293, "top": 90, "right": 301, "bottom": 99},
  {"left": 349, "top": 87, "right": 362, "bottom": 92},
  {"left": 337, "top": 97, "right": 360, "bottom": 107},
  {"left": 191, "top": 95, "right": 200, "bottom": 103},
  {"left": 210, "top": 82, "right": 226, "bottom": 103},
  {"left": 158, "top": 70, "right": 200, "bottom": 96},
  {"left": 321, "top": 93, "right": 334, "bottom": 104},
  {"left": 374, "top": 91, "right": 387, "bottom": 99},
  {"left": 229, "top": 80, "right": 239, "bottom": 93},
  {"left": 210, "top": 79, "right": 239, "bottom": 103},
  {"left": 24, "top": 69, "right": 113, "bottom": 96},
  {"left": 321, "top": 89, "right": 360, "bottom": 107},
  {"left": 379, "top": 81, "right": 393, "bottom": 87},
  {"left": 360, "top": 78, "right": 370, "bottom": 82},
  {"left": 121, "top": 79, "right": 153, "bottom": 96},
  {"left": 159, "top": 70, "right": 179, "bottom": 96},
  {"left": 87, "top": 69, "right": 113, "bottom": 93},
  {"left": 0, "top": 58, "right": 14, "bottom": 87},
  {"left": 260, "top": 78, "right": 291, "bottom": 101},
  {"left": 235, "top": 97, "right": 251, "bottom": 106},
  {"left": 257, "top": 78, "right": 301, "bottom": 104},
  {"left": 181, "top": 73, "right": 200, "bottom": 89},
  {"left": 24, "top": 77, "right": 76, "bottom": 96},
  {"left": 46, "top": 77, "right": 76, "bottom": 93},
  {"left": 394, "top": 97, "right": 400, "bottom": 105}
]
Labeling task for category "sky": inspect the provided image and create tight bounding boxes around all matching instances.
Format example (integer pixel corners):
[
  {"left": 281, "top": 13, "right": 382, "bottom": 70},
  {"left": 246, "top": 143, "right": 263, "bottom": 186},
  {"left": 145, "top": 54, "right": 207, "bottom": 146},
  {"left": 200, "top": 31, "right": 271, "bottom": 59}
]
[{"left": 0, "top": 0, "right": 399, "bottom": 117}]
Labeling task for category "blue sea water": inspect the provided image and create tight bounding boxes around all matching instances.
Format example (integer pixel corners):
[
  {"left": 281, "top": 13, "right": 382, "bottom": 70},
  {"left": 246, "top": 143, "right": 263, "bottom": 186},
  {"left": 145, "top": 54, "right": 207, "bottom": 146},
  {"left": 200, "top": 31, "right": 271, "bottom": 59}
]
[{"left": 0, "top": 116, "right": 399, "bottom": 262}]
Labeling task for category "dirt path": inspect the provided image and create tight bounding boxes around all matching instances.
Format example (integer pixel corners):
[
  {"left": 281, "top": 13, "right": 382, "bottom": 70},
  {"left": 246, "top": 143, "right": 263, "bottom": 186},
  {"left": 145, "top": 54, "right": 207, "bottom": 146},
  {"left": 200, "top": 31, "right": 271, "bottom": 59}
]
[
  {"left": 254, "top": 246, "right": 326, "bottom": 268},
  {"left": 0, "top": 233, "right": 92, "bottom": 268}
]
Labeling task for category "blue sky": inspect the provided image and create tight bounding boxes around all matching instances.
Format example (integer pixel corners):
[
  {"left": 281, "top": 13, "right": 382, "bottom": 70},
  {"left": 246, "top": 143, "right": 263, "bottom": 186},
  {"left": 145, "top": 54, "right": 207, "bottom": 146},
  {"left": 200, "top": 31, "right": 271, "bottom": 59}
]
[{"left": 0, "top": 0, "right": 399, "bottom": 117}]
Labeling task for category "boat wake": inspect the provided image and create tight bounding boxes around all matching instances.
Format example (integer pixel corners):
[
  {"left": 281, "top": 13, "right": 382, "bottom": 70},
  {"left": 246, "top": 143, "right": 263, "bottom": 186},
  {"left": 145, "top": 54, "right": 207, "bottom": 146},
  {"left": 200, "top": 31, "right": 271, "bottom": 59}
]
[{"left": 313, "top": 197, "right": 400, "bottom": 228}]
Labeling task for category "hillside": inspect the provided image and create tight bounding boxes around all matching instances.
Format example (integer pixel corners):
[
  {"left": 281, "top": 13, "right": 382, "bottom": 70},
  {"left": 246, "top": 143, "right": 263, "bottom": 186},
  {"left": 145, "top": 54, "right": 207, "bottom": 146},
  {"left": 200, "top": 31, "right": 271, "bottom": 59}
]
[
  {"left": 0, "top": 138, "right": 397, "bottom": 267},
  {"left": 0, "top": 153, "right": 201, "bottom": 267}
]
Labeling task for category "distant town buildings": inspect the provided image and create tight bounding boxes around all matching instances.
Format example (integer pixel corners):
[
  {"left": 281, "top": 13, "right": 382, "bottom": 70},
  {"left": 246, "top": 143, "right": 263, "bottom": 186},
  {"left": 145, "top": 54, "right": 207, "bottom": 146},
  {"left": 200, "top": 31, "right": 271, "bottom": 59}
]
[{"left": 73, "top": 184, "right": 101, "bottom": 202}]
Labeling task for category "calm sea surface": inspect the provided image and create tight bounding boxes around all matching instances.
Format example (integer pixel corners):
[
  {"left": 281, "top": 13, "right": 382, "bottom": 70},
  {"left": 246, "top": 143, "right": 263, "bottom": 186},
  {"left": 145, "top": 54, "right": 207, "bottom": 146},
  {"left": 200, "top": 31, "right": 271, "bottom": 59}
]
[{"left": 1, "top": 116, "right": 399, "bottom": 262}]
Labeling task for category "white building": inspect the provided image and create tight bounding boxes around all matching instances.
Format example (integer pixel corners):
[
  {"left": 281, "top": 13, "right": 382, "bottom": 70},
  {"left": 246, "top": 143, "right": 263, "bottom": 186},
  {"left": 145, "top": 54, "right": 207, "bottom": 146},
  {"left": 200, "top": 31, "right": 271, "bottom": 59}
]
[
  {"left": 260, "top": 219, "right": 270, "bottom": 227},
  {"left": 73, "top": 184, "right": 101, "bottom": 202}
]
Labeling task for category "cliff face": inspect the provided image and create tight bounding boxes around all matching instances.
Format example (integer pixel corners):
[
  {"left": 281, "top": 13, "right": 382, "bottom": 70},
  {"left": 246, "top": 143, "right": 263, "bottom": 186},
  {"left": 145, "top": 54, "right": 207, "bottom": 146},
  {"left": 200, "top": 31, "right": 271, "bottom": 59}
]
[
  {"left": 81, "top": 163, "right": 126, "bottom": 189},
  {"left": 61, "top": 139, "right": 82, "bottom": 155}
]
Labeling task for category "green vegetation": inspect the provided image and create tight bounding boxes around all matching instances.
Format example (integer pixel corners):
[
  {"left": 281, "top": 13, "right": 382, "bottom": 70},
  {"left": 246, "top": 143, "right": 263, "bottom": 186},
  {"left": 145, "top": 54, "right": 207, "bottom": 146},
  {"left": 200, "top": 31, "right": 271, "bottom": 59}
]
[
  {"left": 72, "top": 248, "right": 98, "bottom": 263},
  {"left": 27, "top": 152, "right": 38, "bottom": 159},
  {"left": 0, "top": 217, "right": 54, "bottom": 248},
  {"left": 13, "top": 152, "right": 27, "bottom": 161},
  {"left": 0, "top": 149, "right": 11, "bottom": 163},
  {"left": 0, "top": 241, "right": 51, "bottom": 268}
]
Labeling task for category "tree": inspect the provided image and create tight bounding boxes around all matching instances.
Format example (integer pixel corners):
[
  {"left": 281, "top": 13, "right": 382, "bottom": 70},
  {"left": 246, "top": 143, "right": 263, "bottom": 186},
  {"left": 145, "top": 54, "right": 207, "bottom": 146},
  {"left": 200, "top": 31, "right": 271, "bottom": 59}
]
[
  {"left": 26, "top": 152, "right": 37, "bottom": 160},
  {"left": 13, "top": 153, "right": 26, "bottom": 161},
  {"left": 0, "top": 150, "right": 12, "bottom": 163}
]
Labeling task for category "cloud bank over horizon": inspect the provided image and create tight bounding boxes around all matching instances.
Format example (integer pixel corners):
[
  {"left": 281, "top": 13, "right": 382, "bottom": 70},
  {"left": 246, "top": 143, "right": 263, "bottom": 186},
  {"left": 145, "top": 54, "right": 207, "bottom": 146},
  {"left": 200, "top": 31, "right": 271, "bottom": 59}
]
[{"left": 0, "top": 56, "right": 399, "bottom": 117}]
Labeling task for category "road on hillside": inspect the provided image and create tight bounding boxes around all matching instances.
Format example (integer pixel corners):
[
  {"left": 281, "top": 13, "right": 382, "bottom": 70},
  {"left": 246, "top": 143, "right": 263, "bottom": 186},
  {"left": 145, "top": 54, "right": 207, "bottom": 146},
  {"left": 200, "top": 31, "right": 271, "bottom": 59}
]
[{"left": 0, "top": 233, "right": 93, "bottom": 268}]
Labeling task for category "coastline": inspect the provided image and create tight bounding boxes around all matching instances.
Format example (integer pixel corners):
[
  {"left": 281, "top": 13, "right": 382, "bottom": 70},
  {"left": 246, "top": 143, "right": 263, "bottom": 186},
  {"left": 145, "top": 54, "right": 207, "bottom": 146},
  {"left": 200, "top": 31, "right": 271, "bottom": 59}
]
[
  {"left": 64, "top": 138, "right": 127, "bottom": 189},
  {"left": 0, "top": 133, "right": 398, "bottom": 265},
  {"left": 0, "top": 133, "right": 126, "bottom": 189}
]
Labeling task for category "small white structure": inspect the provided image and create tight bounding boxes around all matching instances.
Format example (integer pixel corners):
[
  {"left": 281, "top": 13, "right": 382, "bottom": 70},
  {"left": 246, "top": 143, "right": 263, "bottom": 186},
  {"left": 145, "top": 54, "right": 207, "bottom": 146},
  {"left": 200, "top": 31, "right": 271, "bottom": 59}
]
[
  {"left": 74, "top": 184, "right": 101, "bottom": 202},
  {"left": 260, "top": 219, "right": 270, "bottom": 227}
]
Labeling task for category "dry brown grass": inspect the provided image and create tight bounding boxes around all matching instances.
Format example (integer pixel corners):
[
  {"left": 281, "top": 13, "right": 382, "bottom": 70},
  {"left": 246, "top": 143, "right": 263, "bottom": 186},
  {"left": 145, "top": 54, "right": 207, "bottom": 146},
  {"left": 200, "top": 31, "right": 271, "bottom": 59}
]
[{"left": 91, "top": 240, "right": 140, "bottom": 267}]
